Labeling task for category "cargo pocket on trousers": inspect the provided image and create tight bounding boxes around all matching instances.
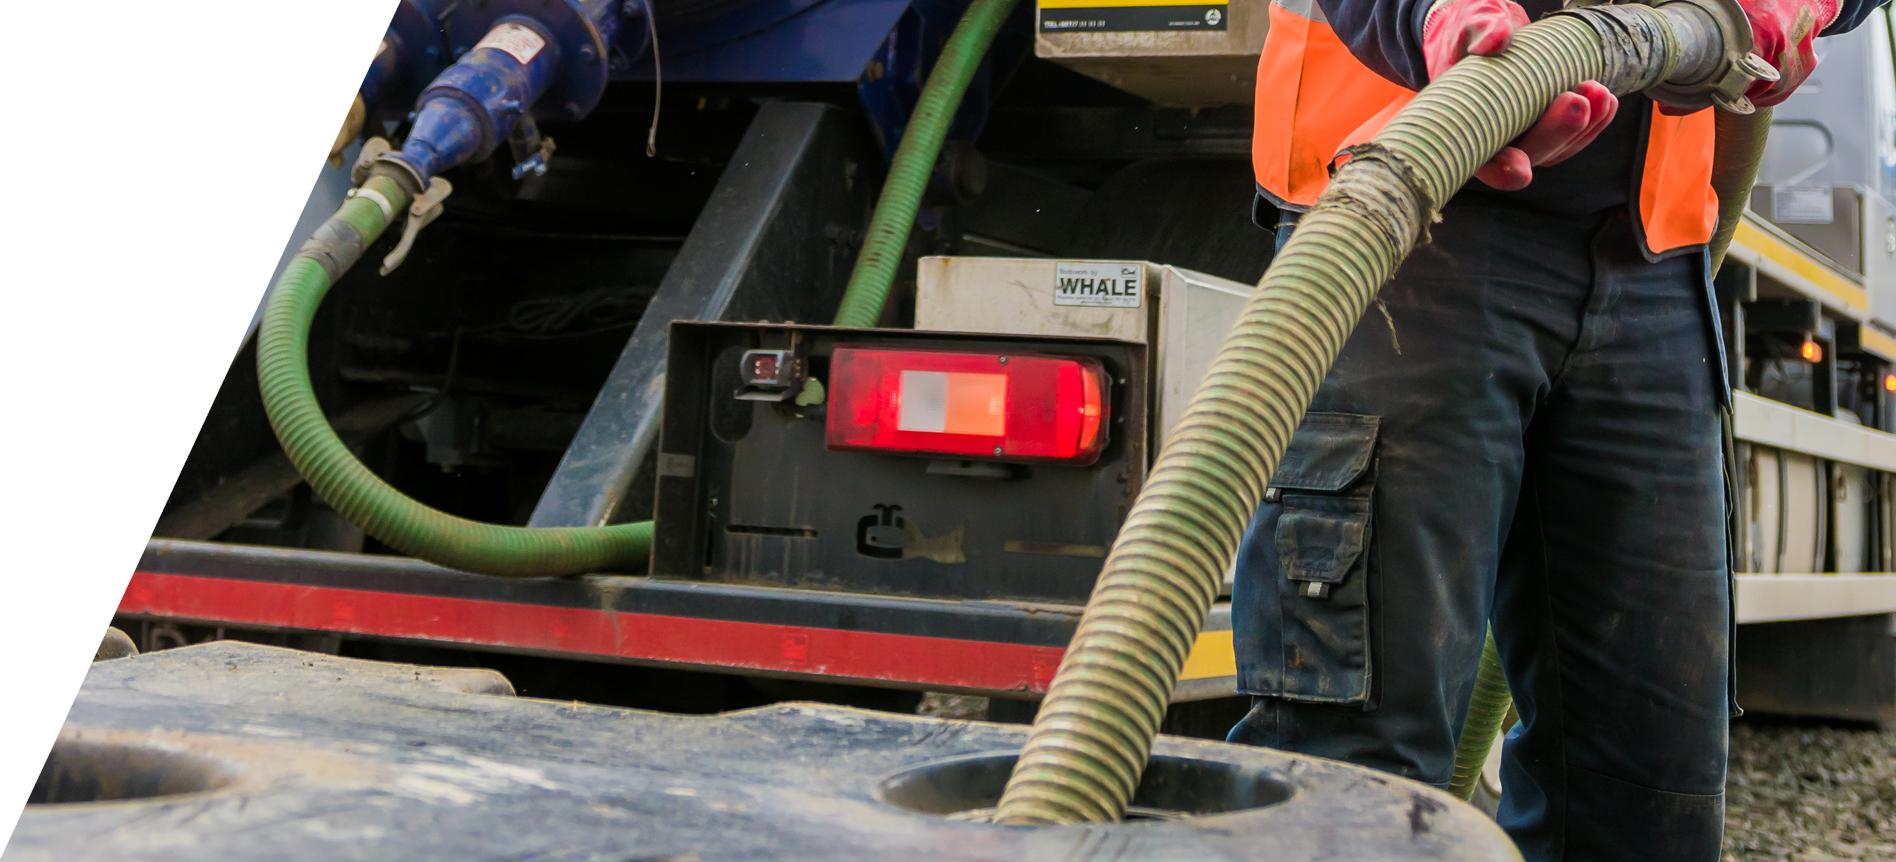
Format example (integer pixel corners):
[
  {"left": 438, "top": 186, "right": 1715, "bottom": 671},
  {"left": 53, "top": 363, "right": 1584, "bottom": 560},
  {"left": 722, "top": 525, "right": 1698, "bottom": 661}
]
[{"left": 1270, "top": 413, "right": 1379, "bottom": 707}]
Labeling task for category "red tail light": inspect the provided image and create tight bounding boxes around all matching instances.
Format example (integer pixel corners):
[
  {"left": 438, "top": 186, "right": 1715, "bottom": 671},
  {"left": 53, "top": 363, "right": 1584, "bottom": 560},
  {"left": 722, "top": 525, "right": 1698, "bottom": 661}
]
[{"left": 825, "top": 347, "right": 1109, "bottom": 464}]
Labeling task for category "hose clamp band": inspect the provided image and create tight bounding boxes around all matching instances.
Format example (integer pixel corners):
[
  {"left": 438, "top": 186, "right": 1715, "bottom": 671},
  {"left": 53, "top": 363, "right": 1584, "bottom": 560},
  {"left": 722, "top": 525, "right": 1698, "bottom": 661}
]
[
  {"left": 352, "top": 187, "right": 397, "bottom": 225},
  {"left": 294, "top": 218, "right": 368, "bottom": 283}
]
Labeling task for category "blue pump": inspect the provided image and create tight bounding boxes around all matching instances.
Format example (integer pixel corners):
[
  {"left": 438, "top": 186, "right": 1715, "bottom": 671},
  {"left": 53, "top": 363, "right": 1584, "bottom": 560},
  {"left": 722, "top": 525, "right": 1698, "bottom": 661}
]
[
  {"left": 358, "top": 0, "right": 646, "bottom": 274},
  {"left": 382, "top": 0, "right": 644, "bottom": 185},
  {"left": 390, "top": 18, "right": 563, "bottom": 182}
]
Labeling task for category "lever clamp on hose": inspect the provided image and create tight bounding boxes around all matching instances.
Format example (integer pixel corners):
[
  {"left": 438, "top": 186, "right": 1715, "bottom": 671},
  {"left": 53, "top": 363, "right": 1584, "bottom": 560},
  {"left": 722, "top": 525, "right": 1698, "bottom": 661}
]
[
  {"left": 379, "top": 176, "right": 453, "bottom": 276},
  {"left": 344, "top": 138, "right": 454, "bottom": 276},
  {"left": 1638, "top": 0, "right": 1781, "bottom": 113}
]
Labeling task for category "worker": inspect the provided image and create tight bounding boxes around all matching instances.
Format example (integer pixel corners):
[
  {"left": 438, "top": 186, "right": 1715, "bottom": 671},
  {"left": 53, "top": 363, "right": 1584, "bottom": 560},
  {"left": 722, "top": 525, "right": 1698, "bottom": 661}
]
[{"left": 1230, "top": 0, "right": 1889, "bottom": 858}]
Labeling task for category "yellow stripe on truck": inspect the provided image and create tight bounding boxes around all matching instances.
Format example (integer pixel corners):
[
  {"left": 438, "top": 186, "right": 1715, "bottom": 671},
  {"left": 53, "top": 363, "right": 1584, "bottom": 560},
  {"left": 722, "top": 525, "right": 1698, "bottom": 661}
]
[
  {"left": 1733, "top": 221, "right": 1867, "bottom": 312},
  {"left": 1180, "top": 629, "right": 1237, "bottom": 681},
  {"left": 1860, "top": 327, "right": 1896, "bottom": 364}
]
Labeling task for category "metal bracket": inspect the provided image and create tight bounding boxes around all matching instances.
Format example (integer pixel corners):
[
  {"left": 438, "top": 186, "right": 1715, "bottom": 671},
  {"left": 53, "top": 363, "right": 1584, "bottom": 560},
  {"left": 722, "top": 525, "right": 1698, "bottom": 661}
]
[
  {"left": 512, "top": 137, "right": 557, "bottom": 180},
  {"left": 507, "top": 116, "right": 557, "bottom": 180},
  {"left": 380, "top": 176, "right": 453, "bottom": 276}
]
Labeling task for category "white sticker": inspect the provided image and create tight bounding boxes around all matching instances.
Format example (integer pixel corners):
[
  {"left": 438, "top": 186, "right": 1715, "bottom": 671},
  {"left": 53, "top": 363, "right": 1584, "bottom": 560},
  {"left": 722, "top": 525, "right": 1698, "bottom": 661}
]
[
  {"left": 475, "top": 22, "right": 547, "bottom": 65},
  {"left": 1773, "top": 185, "right": 1835, "bottom": 225},
  {"left": 1054, "top": 261, "right": 1143, "bottom": 308}
]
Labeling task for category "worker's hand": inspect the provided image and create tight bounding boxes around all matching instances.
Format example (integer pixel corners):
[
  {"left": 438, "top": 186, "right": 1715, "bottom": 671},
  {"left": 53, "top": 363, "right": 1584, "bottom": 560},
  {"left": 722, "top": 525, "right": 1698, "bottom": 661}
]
[
  {"left": 1739, "top": 0, "right": 1841, "bottom": 107},
  {"left": 1421, "top": 0, "right": 1619, "bottom": 191}
]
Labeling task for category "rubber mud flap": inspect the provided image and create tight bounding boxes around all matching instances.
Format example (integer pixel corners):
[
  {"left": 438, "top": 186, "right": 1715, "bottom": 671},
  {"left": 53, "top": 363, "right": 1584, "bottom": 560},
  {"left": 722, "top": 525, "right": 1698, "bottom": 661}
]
[{"left": 1234, "top": 412, "right": 1380, "bottom": 707}]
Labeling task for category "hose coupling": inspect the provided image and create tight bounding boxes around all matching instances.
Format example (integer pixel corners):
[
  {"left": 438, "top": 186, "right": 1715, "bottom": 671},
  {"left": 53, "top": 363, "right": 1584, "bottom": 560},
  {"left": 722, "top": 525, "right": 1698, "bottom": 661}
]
[
  {"left": 1640, "top": 0, "right": 1780, "bottom": 113},
  {"left": 343, "top": 140, "right": 450, "bottom": 275},
  {"left": 350, "top": 138, "right": 413, "bottom": 190},
  {"left": 378, "top": 175, "right": 452, "bottom": 276}
]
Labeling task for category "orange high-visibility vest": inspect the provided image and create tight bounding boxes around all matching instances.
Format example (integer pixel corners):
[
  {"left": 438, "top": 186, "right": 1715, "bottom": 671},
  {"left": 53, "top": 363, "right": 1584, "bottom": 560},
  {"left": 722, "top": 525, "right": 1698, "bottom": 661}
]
[{"left": 1252, "top": 0, "right": 1720, "bottom": 257}]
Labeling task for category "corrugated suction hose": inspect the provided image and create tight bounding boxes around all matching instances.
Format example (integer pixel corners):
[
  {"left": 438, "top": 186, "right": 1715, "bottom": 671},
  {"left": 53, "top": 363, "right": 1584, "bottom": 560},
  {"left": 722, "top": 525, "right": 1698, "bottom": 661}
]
[
  {"left": 1708, "top": 107, "right": 1774, "bottom": 274},
  {"left": 1451, "top": 631, "right": 1510, "bottom": 801},
  {"left": 994, "top": 0, "right": 1757, "bottom": 824}
]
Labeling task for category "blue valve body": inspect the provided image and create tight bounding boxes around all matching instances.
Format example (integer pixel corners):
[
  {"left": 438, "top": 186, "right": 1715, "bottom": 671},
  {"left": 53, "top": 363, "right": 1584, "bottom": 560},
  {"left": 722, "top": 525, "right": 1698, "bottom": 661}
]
[
  {"left": 386, "top": 0, "right": 629, "bottom": 183},
  {"left": 393, "top": 18, "right": 562, "bottom": 182}
]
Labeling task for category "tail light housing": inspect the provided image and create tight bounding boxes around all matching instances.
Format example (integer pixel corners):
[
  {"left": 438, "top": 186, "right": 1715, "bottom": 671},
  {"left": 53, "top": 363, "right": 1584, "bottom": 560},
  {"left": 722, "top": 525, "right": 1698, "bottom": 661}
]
[{"left": 825, "top": 347, "right": 1109, "bottom": 464}]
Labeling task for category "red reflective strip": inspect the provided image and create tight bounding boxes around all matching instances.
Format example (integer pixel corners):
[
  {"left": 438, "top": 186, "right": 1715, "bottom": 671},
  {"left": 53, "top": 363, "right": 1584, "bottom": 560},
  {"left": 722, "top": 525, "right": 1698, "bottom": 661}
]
[{"left": 118, "top": 572, "right": 1065, "bottom": 692}]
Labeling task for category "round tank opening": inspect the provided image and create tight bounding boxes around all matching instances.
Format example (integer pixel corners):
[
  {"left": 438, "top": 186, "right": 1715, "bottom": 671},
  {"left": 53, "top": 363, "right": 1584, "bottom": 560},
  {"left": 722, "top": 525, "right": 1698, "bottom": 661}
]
[
  {"left": 28, "top": 738, "right": 235, "bottom": 806},
  {"left": 878, "top": 752, "right": 1292, "bottom": 823}
]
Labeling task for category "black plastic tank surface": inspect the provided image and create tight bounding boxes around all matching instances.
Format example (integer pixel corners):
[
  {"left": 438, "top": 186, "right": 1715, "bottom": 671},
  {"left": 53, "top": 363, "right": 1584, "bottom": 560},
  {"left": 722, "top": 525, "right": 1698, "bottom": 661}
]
[{"left": 9, "top": 643, "right": 1520, "bottom": 860}]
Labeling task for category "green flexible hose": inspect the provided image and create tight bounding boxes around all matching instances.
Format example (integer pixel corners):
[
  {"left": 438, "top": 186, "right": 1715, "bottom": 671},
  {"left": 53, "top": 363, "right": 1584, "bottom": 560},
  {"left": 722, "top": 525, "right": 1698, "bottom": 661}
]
[
  {"left": 993, "top": 1, "right": 1740, "bottom": 825},
  {"left": 1708, "top": 108, "right": 1774, "bottom": 275},
  {"left": 257, "top": 171, "right": 653, "bottom": 576},
  {"left": 830, "top": 0, "right": 1020, "bottom": 328},
  {"left": 1451, "top": 631, "right": 1510, "bottom": 801}
]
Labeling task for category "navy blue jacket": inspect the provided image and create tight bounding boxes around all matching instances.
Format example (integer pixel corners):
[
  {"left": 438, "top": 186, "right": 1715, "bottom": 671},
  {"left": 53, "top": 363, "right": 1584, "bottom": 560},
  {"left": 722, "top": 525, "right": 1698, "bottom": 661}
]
[
  {"left": 1312, "top": 0, "right": 1892, "bottom": 218},
  {"left": 1323, "top": 0, "right": 1889, "bottom": 92}
]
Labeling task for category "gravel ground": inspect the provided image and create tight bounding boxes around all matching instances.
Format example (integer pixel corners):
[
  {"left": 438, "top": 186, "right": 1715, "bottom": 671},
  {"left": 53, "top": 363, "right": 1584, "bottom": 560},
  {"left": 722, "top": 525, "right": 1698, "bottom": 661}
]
[
  {"left": 917, "top": 693, "right": 989, "bottom": 720},
  {"left": 1726, "top": 718, "right": 1896, "bottom": 861}
]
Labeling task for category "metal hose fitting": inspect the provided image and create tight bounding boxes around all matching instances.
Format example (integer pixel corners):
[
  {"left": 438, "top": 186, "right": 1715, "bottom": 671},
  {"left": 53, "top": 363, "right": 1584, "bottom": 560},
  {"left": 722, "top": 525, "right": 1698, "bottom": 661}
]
[{"left": 993, "top": 0, "right": 1770, "bottom": 825}]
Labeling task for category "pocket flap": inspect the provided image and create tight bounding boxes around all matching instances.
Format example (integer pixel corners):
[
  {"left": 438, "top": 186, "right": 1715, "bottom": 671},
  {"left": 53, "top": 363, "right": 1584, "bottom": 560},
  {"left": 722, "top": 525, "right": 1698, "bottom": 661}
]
[
  {"left": 1270, "top": 412, "right": 1379, "bottom": 492},
  {"left": 1275, "top": 505, "right": 1369, "bottom": 584}
]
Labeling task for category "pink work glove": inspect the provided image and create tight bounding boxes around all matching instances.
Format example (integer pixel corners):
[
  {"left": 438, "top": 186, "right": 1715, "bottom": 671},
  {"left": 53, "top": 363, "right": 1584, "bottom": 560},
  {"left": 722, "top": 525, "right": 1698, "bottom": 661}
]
[
  {"left": 1740, "top": 0, "right": 1841, "bottom": 107},
  {"left": 1422, "top": 0, "right": 1618, "bottom": 191}
]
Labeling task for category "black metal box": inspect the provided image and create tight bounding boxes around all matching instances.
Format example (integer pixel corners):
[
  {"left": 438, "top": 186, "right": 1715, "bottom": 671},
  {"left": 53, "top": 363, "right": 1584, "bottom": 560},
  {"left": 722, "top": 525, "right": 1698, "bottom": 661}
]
[{"left": 655, "top": 322, "right": 1147, "bottom": 605}]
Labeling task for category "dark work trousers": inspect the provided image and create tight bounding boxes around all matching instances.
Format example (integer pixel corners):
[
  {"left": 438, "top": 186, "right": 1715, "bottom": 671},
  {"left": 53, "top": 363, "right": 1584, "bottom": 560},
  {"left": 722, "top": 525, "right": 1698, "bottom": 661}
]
[{"left": 1226, "top": 203, "right": 1736, "bottom": 861}]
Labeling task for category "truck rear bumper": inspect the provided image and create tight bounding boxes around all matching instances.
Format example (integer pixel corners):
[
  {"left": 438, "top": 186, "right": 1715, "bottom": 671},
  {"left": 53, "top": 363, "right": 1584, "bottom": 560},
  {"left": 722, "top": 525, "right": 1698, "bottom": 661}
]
[{"left": 123, "top": 539, "right": 1239, "bottom": 701}]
